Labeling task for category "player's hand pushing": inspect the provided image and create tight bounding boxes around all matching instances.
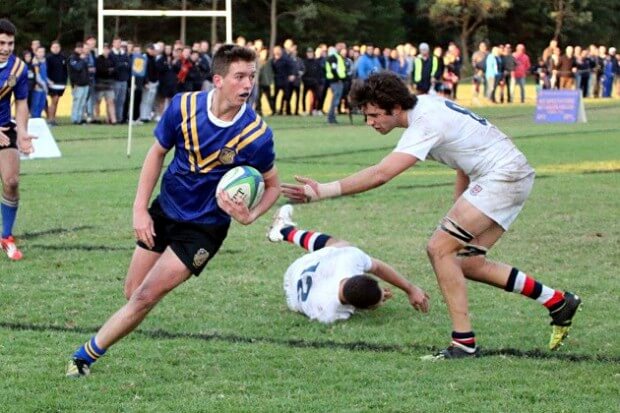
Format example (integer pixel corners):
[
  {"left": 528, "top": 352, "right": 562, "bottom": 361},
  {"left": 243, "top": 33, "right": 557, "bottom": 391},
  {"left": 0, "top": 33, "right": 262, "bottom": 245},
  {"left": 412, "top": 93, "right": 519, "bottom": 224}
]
[
  {"left": 281, "top": 175, "right": 321, "bottom": 203},
  {"left": 408, "top": 286, "right": 430, "bottom": 313}
]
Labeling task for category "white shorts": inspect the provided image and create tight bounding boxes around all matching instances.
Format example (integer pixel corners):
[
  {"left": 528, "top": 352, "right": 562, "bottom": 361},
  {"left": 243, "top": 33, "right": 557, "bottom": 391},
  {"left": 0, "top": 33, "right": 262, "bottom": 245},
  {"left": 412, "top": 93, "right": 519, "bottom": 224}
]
[{"left": 463, "top": 169, "right": 535, "bottom": 230}]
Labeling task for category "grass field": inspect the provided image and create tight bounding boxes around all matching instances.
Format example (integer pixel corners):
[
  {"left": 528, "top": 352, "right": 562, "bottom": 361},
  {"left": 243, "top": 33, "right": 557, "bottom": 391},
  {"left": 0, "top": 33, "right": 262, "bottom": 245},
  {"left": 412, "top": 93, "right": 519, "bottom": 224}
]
[{"left": 1, "top": 100, "right": 619, "bottom": 412}]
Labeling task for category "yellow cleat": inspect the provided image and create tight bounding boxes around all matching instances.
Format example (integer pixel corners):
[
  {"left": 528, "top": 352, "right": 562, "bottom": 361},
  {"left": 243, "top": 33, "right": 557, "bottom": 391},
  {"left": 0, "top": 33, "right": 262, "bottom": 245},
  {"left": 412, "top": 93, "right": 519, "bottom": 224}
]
[
  {"left": 549, "top": 325, "right": 571, "bottom": 351},
  {"left": 66, "top": 358, "right": 90, "bottom": 378},
  {"left": 548, "top": 292, "right": 581, "bottom": 350}
]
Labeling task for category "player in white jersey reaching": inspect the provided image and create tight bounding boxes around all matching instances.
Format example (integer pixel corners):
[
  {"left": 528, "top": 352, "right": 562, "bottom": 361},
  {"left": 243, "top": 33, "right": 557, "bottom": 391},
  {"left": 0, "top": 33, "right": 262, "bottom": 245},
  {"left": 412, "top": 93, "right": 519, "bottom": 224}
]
[
  {"left": 267, "top": 204, "right": 429, "bottom": 324},
  {"left": 282, "top": 71, "right": 581, "bottom": 358}
]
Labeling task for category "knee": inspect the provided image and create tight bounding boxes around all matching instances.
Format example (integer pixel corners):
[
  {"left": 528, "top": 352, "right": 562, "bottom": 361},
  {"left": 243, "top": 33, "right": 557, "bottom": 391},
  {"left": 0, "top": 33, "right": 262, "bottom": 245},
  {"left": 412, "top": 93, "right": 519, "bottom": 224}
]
[
  {"left": 128, "top": 285, "right": 160, "bottom": 313},
  {"left": 3, "top": 176, "right": 19, "bottom": 196},
  {"left": 426, "top": 236, "right": 456, "bottom": 263}
]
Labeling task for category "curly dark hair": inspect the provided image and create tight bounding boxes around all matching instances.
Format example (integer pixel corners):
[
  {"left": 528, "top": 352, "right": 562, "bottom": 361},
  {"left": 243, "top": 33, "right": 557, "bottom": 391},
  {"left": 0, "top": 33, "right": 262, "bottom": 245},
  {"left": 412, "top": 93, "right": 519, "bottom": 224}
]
[
  {"left": 349, "top": 71, "right": 417, "bottom": 114},
  {"left": 0, "top": 19, "right": 16, "bottom": 36},
  {"left": 342, "top": 275, "right": 382, "bottom": 309},
  {"left": 212, "top": 44, "right": 257, "bottom": 77}
]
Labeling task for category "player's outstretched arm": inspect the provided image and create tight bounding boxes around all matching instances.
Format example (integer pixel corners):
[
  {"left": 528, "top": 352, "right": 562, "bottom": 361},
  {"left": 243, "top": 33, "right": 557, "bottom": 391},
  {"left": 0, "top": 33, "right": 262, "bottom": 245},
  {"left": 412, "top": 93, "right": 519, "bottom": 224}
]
[
  {"left": 369, "top": 257, "right": 429, "bottom": 313},
  {"left": 218, "top": 166, "right": 281, "bottom": 225},
  {"left": 133, "top": 142, "right": 168, "bottom": 249},
  {"left": 282, "top": 152, "right": 417, "bottom": 203}
]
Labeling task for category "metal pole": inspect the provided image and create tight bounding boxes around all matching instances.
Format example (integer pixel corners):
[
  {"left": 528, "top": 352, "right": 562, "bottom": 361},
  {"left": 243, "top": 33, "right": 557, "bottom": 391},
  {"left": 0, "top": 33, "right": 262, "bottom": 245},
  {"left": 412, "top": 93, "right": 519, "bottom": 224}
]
[
  {"left": 225, "top": 0, "right": 232, "bottom": 43},
  {"left": 127, "top": 75, "right": 136, "bottom": 157},
  {"left": 97, "top": 0, "right": 104, "bottom": 55}
]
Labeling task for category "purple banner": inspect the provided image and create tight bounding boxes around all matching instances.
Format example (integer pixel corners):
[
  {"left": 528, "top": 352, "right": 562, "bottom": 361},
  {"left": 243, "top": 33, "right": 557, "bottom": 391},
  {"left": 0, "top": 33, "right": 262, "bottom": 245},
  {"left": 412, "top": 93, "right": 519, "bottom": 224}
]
[{"left": 534, "top": 90, "right": 585, "bottom": 123}]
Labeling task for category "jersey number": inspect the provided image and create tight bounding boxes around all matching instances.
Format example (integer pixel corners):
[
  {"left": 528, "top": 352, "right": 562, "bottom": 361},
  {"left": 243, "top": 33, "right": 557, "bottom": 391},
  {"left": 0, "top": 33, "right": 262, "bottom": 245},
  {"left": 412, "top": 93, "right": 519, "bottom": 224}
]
[
  {"left": 297, "top": 263, "right": 318, "bottom": 302},
  {"left": 297, "top": 277, "right": 313, "bottom": 302},
  {"left": 444, "top": 100, "right": 488, "bottom": 126}
]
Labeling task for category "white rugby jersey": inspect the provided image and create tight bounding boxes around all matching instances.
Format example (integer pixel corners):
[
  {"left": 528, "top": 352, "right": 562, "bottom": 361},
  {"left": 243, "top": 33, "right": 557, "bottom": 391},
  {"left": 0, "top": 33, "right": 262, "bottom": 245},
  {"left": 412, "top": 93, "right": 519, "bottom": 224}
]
[
  {"left": 394, "top": 95, "right": 533, "bottom": 180},
  {"left": 283, "top": 246, "right": 373, "bottom": 324}
]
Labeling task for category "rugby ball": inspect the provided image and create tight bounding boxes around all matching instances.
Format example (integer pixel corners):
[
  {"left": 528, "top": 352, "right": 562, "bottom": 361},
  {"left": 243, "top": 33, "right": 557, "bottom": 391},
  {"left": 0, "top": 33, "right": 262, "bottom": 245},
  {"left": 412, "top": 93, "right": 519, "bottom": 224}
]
[{"left": 216, "top": 166, "right": 265, "bottom": 209}]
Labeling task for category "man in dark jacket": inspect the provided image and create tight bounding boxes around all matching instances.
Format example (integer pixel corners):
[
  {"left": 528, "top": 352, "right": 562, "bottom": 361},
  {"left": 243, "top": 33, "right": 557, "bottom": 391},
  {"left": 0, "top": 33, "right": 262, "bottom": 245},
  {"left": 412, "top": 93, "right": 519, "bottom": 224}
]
[
  {"left": 110, "top": 37, "right": 130, "bottom": 122},
  {"left": 46, "top": 41, "right": 68, "bottom": 126},
  {"left": 302, "top": 47, "right": 323, "bottom": 115},
  {"left": 68, "top": 42, "right": 90, "bottom": 124},
  {"left": 271, "top": 46, "right": 294, "bottom": 115},
  {"left": 95, "top": 43, "right": 116, "bottom": 123}
]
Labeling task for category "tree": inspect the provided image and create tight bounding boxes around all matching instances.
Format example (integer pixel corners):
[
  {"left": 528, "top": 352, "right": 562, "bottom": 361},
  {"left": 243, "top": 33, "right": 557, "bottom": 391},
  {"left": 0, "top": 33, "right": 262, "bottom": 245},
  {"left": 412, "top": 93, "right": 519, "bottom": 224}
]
[
  {"left": 259, "top": 0, "right": 317, "bottom": 52},
  {"left": 549, "top": 0, "right": 592, "bottom": 41},
  {"left": 423, "top": 0, "right": 512, "bottom": 70}
]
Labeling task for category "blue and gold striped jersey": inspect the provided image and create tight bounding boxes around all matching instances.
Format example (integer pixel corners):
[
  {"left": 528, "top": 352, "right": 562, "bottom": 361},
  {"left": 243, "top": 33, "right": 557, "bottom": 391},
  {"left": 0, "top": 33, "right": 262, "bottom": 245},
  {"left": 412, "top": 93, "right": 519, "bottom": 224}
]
[
  {"left": 0, "top": 55, "right": 29, "bottom": 125},
  {"left": 154, "top": 90, "right": 275, "bottom": 225}
]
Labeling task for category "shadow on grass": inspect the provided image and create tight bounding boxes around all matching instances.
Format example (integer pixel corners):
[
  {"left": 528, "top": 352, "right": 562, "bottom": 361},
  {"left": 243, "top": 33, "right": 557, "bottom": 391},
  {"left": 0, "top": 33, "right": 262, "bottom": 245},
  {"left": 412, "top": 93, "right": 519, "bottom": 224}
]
[
  {"left": 20, "top": 225, "right": 95, "bottom": 240},
  {"left": 1, "top": 321, "right": 617, "bottom": 364}
]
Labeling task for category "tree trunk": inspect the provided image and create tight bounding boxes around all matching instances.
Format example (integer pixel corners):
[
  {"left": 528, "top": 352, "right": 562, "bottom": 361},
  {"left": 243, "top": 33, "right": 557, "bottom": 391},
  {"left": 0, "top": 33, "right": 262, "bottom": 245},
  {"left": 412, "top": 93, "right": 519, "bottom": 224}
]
[
  {"left": 553, "top": 0, "right": 564, "bottom": 40},
  {"left": 459, "top": 26, "right": 470, "bottom": 75},
  {"left": 114, "top": 16, "right": 119, "bottom": 38},
  {"left": 57, "top": 12, "right": 63, "bottom": 41}
]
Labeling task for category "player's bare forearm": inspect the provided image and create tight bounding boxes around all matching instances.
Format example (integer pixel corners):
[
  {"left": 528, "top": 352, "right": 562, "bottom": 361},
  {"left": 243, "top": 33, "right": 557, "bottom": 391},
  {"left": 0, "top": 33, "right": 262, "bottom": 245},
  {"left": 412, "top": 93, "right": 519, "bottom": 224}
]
[
  {"left": 249, "top": 166, "right": 280, "bottom": 221},
  {"left": 340, "top": 152, "right": 418, "bottom": 196},
  {"left": 14, "top": 99, "right": 29, "bottom": 135},
  {"left": 133, "top": 142, "right": 167, "bottom": 212},
  {"left": 283, "top": 153, "right": 417, "bottom": 203},
  {"left": 454, "top": 169, "right": 470, "bottom": 200},
  {"left": 370, "top": 257, "right": 429, "bottom": 313},
  {"left": 370, "top": 258, "right": 415, "bottom": 294}
]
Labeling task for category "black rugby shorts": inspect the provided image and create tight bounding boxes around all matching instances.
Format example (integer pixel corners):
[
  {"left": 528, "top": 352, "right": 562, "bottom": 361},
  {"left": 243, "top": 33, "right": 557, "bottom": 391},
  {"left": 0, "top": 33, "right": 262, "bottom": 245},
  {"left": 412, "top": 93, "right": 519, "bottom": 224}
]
[
  {"left": 137, "top": 198, "right": 229, "bottom": 275},
  {"left": 0, "top": 123, "right": 18, "bottom": 151}
]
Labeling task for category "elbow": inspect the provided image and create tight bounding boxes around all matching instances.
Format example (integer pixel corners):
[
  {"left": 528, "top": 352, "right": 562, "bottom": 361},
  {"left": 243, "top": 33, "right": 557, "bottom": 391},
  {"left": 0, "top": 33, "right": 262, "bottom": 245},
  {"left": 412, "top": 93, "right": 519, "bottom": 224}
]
[{"left": 372, "top": 170, "right": 392, "bottom": 188}]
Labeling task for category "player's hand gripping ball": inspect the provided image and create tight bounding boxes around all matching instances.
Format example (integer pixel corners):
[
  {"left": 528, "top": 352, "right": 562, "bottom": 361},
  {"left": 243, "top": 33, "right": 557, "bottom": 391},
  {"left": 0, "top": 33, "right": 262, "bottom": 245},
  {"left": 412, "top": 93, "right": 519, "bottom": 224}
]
[{"left": 216, "top": 165, "right": 265, "bottom": 209}]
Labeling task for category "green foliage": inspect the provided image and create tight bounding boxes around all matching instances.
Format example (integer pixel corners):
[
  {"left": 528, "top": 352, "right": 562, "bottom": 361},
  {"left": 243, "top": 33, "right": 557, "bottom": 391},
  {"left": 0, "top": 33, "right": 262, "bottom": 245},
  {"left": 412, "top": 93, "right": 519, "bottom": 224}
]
[
  {"left": 426, "top": 0, "right": 513, "bottom": 25},
  {"left": 2, "top": 0, "right": 619, "bottom": 54}
]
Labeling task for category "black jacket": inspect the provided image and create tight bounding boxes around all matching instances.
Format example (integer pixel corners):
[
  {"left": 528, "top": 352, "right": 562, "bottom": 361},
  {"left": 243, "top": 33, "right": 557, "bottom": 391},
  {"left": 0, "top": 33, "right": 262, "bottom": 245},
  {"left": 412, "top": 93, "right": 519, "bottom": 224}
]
[
  {"left": 46, "top": 52, "right": 68, "bottom": 84},
  {"left": 110, "top": 50, "right": 131, "bottom": 82},
  {"left": 68, "top": 53, "right": 89, "bottom": 87}
]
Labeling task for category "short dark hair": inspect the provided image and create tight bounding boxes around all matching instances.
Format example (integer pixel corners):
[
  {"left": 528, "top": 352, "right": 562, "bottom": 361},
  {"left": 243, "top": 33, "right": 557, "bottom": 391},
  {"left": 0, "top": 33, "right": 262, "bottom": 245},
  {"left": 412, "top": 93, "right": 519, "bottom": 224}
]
[
  {"left": 349, "top": 71, "right": 417, "bottom": 114},
  {"left": 212, "top": 44, "right": 256, "bottom": 77},
  {"left": 0, "top": 19, "right": 16, "bottom": 36},
  {"left": 342, "top": 275, "right": 382, "bottom": 309}
]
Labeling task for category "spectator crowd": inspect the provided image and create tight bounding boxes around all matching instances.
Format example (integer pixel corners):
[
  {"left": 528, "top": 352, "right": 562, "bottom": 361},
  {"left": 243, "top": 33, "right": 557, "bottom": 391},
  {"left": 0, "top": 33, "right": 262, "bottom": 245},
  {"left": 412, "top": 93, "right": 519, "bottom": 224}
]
[{"left": 18, "top": 34, "right": 620, "bottom": 126}]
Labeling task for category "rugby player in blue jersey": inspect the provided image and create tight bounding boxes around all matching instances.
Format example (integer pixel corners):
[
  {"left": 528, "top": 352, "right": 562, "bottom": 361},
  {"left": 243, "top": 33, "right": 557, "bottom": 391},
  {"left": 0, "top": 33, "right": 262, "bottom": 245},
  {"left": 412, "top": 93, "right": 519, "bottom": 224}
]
[
  {"left": 0, "top": 19, "right": 36, "bottom": 261},
  {"left": 67, "top": 45, "right": 280, "bottom": 377}
]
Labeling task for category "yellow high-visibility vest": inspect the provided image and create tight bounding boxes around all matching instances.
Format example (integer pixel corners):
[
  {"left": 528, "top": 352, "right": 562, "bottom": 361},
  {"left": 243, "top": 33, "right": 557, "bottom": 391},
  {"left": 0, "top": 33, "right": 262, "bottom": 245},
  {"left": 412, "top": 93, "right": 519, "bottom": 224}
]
[
  {"left": 414, "top": 55, "right": 438, "bottom": 82},
  {"left": 325, "top": 54, "right": 346, "bottom": 80}
]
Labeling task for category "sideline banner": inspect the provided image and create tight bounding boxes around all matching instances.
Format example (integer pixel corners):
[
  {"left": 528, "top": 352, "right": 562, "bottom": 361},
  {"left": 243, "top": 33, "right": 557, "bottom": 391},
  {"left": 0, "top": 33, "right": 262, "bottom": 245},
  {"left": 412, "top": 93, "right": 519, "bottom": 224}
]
[
  {"left": 534, "top": 90, "right": 587, "bottom": 123},
  {"left": 21, "top": 118, "right": 62, "bottom": 159}
]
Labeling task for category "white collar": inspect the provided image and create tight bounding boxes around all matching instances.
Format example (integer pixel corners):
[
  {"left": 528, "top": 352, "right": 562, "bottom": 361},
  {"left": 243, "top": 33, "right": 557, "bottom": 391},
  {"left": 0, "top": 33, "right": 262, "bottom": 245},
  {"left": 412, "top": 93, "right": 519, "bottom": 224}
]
[{"left": 206, "top": 89, "right": 246, "bottom": 127}]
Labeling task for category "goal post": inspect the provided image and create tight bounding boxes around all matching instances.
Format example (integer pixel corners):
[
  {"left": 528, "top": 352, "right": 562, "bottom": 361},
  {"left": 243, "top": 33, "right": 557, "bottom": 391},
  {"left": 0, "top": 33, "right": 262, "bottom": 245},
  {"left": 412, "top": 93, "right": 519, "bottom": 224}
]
[{"left": 97, "top": 0, "right": 233, "bottom": 54}]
